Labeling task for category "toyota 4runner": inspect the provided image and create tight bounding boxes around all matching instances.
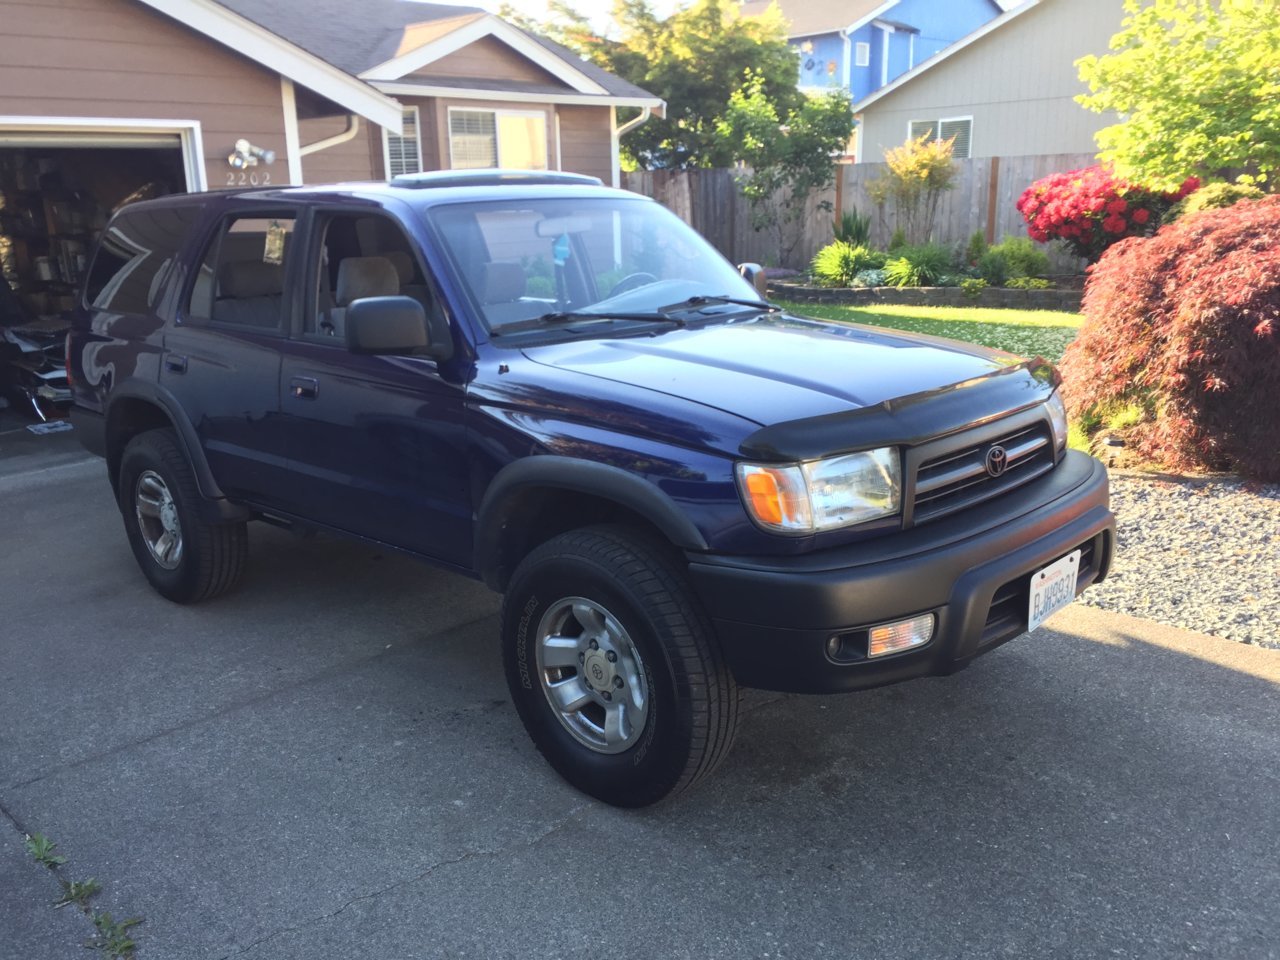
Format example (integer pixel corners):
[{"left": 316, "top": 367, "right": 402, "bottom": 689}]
[{"left": 68, "top": 171, "right": 1115, "bottom": 806}]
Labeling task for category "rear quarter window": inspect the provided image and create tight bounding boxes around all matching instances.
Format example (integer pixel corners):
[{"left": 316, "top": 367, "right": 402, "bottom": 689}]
[{"left": 84, "top": 204, "right": 201, "bottom": 315}]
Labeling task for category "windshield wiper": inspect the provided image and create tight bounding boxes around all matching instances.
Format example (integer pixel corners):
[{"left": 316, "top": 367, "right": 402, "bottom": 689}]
[
  {"left": 491, "top": 310, "right": 687, "bottom": 336},
  {"left": 658, "top": 294, "right": 779, "bottom": 315},
  {"left": 490, "top": 295, "right": 778, "bottom": 337}
]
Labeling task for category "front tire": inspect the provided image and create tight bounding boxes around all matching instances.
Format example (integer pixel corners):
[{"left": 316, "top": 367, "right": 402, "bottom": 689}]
[
  {"left": 117, "top": 428, "right": 247, "bottom": 603},
  {"left": 502, "top": 525, "right": 739, "bottom": 807}
]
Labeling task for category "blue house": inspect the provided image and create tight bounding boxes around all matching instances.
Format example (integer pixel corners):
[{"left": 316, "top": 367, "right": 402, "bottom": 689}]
[{"left": 741, "top": 0, "right": 1011, "bottom": 137}]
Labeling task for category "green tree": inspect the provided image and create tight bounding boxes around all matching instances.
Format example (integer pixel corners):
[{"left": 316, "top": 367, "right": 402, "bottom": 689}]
[
  {"left": 717, "top": 72, "right": 855, "bottom": 264},
  {"left": 1077, "top": 0, "right": 1280, "bottom": 191},
  {"left": 504, "top": 0, "right": 802, "bottom": 169}
]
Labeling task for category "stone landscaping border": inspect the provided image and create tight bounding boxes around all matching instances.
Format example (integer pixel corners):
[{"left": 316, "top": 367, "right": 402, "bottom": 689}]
[{"left": 769, "top": 281, "right": 1082, "bottom": 313}]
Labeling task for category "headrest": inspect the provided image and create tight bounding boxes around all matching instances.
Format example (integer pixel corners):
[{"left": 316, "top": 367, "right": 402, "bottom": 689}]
[
  {"left": 219, "top": 259, "right": 282, "bottom": 299},
  {"left": 384, "top": 250, "right": 415, "bottom": 284},
  {"left": 336, "top": 256, "right": 399, "bottom": 305},
  {"left": 482, "top": 261, "right": 526, "bottom": 304}
]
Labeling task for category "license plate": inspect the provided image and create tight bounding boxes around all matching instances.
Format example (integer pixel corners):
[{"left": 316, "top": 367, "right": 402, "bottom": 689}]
[{"left": 1027, "top": 549, "right": 1081, "bottom": 633}]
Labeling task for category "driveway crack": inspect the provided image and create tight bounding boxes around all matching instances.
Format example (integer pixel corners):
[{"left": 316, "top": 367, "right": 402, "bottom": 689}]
[{"left": 214, "top": 801, "right": 592, "bottom": 960}]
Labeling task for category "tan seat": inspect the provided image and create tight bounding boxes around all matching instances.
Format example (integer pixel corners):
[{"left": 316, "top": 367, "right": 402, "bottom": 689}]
[{"left": 321, "top": 256, "right": 400, "bottom": 339}]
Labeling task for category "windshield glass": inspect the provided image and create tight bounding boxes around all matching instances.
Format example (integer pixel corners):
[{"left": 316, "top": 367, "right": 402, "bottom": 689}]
[{"left": 425, "top": 196, "right": 761, "bottom": 333}]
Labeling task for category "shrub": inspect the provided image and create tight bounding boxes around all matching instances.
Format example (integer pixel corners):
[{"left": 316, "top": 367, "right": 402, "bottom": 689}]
[
  {"left": 1006, "top": 277, "right": 1051, "bottom": 290},
  {"left": 811, "top": 241, "right": 886, "bottom": 286},
  {"left": 960, "top": 277, "right": 988, "bottom": 299},
  {"left": 883, "top": 243, "right": 955, "bottom": 287},
  {"left": 1017, "top": 165, "right": 1198, "bottom": 262},
  {"left": 853, "top": 268, "right": 886, "bottom": 288},
  {"left": 888, "top": 227, "right": 908, "bottom": 252},
  {"left": 976, "top": 249, "right": 1010, "bottom": 287},
  {"left": 964, "top": 230, "right": 989, "bottom": 267},
  {"left": 991, "top": 236, "right": 1050, "bottom": 278},
  {"left": 1164, "top": 181, "right": 1265, "bottom": 224},
  {"left": 868, "top": 134, "right": 959, "bottom": 245},
  {"left": 1061, "top": 195, "right": 1280, "bottom": 480},
  {"left": 834, "top": 208, "right": 872, "bottom": 247}
]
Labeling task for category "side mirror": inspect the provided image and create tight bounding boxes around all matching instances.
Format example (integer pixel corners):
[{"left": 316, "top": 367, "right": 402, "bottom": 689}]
[
  {"left": 345, "top": 296, "right": 450, "bottom": 359},
  {"left": 738, "top": 262, "right": 768, "bottom": 299}
]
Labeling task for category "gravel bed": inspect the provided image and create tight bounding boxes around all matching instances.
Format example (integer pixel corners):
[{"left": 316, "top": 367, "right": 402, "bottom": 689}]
[{"left": 1080, "top": 472, "right": 1280, "bottom": 647}]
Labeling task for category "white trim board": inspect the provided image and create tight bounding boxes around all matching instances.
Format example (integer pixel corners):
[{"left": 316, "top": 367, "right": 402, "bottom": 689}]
[
  {"left": 361, "top": 14, "right": 607, "bottom": 96},
  {"left": 133, "top": 0, "right": 404, "bottom": 133},
  {"left": 852, "top": 0, "right": 1043, "bottom": 112},
  {"left": 372, "top": 82, "right": 663, "bottom": 111},
  {"left": 0, "top": 115, "right": 207, "bottom": 191}
]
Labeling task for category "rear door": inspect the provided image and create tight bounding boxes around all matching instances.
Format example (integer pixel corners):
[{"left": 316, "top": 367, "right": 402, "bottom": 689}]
[
  {"left": 160, "top": 208, "right": 300, "bottom": 508},
  {"left": 276, "top": 208, "right": 472, "bottom": 564}
]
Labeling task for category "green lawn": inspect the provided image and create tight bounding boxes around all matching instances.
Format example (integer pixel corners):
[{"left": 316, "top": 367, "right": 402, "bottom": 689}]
[{"left": 777, "top": 301, "right": 1083, "bottom": 362}]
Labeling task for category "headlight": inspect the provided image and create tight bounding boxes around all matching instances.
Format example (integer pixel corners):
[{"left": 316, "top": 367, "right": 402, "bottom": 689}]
[
  {"left": 737, "top": 448, "right": 901, "bottom": 534},
  {"left": 1046, "top": 390, "right": 1068, "bottom": 452}
]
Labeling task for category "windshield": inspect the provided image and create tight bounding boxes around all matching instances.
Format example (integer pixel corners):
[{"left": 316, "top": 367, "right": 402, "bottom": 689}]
[{"left": 425, "top": 196, "right": 761, "bottom": 333}]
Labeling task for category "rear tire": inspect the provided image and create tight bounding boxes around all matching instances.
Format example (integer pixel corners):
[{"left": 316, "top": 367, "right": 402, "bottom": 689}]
[
  {"left": 117, "top": 428, "right": 247, "bottom": 603},
  {"left": 502, "top": 525, "right": 739, "bottom": 807}
]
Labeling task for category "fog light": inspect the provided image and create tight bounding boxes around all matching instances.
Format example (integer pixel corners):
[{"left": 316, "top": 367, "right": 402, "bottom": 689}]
[{"left": 867, "top": 614, "right": 935, "bottom": 658}]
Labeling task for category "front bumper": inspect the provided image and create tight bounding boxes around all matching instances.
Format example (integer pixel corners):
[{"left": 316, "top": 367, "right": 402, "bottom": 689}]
[{"left": 688, "top": 451, "right": 1115, "bottom": 693}]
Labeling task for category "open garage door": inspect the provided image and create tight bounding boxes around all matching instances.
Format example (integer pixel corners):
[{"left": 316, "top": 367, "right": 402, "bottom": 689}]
[{"left": 0, "top": 121, "right": 200, "bottom": 423}]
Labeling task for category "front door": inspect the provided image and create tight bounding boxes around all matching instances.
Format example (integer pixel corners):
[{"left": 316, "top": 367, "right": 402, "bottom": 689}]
[{"left": 277, "top": 210, "right": 472, "bottom": 565}]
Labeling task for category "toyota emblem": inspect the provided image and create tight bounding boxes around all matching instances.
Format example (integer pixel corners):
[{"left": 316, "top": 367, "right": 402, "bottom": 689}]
[{"left": 985, "top": 444, "right": 1009, "bottom": 477}]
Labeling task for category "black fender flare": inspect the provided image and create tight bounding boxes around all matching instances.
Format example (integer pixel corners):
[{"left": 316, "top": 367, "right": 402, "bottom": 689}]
[
  {"left": 474, "top": 456, "right": 709, "bottom": 589},
  {"left": 105, "top": 380, "right": 249, "bottom": 522}
]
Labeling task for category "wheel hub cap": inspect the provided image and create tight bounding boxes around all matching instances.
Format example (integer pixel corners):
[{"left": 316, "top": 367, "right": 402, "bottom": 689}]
[
  {"left": 535, "top": 597, "right": 650, "bottom": 755},
  {"left": 135, "top": 470, "right": 184, "bottom": 570}
]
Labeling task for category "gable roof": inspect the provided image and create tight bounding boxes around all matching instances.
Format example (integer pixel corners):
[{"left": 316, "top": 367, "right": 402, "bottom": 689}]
[
  {"left": 741, "top": 0, "right": 1014, "bottom": 40},
  {"left": 739, "top": 0, "right": 894, "bottom": 39},
  {"left": 136, "top": 0, "right": 661, "bottom": 132},
  {"left": 851, "top": 0, "right": 1042, "bottom": 112}
]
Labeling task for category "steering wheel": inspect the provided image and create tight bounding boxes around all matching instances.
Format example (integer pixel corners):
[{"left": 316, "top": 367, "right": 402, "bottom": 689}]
[{"left": 606, "top": 272, "right": 659, "bottom": 298}]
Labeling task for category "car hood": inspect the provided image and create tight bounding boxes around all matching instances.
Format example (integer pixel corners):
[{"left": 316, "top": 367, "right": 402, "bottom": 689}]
[{"left": 520, "top": 313, "right": 1039, "bottom": 430}]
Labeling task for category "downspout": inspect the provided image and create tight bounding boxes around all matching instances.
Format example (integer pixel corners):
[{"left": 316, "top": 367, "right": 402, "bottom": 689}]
[
  {"left": 611, "top": 106, "right": 652, "bottom": 189},
  {"left": 299, "top": 116, "right": 361, "bottom": 158}
]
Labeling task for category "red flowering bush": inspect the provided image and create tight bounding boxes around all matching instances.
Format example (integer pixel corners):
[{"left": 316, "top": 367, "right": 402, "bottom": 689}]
[
  {"left": 1017, "top": 166, "right": 1198, "bottom": 262},
  {"left": 1061, "top": 195, "right": 1280, "bottom": 480}
]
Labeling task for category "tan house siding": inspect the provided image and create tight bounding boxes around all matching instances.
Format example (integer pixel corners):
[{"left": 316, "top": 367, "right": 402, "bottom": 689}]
[
  {"left": 857, "top": 0, "right": 1122, "bottom": 161},
  {"left": 408, "top": 36, "right": 567, "bottom": 87},
  {"left": 298, "top": 116, "right": 384, "bottom": 183},
  {"left": 0, "top": 0, "right": 293, "bottom": 189},
  {"left": 556, "top": 106, "right": 613, "bottom": 183}
]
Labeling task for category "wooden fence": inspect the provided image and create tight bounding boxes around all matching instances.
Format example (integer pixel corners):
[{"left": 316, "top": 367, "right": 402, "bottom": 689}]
[
  {"left": 621, "top": 168, "right": 836, "bottom": 270},
  {"left": 622, "top": 152, "right": 1096, "bottom": 274},
  {"left": 837, "top": 152, "right": 1096, "bottom": 273}
]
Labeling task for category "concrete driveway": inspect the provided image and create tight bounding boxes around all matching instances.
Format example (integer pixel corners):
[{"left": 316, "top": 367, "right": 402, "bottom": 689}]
[{"left": 2, "top": 435, "right": 1278, "bottom": 959}]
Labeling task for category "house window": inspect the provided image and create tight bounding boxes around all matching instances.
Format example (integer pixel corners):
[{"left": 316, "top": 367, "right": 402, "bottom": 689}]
[
  {"left": 908, "top": 117, "right": 972, "bottom": 159},
  {"left": 854, "top": 42, "right": 870, "bottom": 67},
  {"left": 384, "top": 108, "right": 423, "bottom": 177},
  {"left": 448, "top": 108, "right": 548, "bottom": 171}
]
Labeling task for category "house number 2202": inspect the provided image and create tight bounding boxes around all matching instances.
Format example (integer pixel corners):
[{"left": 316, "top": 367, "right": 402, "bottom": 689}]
[{"left": 226, "top": 171, "right": 272, "bottom": 186}]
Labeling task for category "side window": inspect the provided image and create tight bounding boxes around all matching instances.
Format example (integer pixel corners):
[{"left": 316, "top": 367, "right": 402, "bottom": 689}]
[
  {"left": 84, "top": 204, "right": 200, "bottom": 315},
  {"left": 186, "top": 214, "right": 296, "bottom": 330},
  {"left": 307, "top": 213, "right": 431, "bottom": 340}
]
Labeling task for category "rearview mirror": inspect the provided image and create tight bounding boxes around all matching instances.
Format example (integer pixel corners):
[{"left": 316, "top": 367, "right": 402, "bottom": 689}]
[
  {"left": 738, "top": 262, "right": 768, "bottom": 299},
  {"left": 535, "top": 216, "right": 592, "bottom": 237},
  {"left": 345, "top": 296, "right": 431, "bottom": 356}
]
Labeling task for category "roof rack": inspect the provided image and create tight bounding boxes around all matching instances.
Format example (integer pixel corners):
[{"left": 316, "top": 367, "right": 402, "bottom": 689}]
[{"left": 390, "top": 170, "right": 603, "bottom": 189}]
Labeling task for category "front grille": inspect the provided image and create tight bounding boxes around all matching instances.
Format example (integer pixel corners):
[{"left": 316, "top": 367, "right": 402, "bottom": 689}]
[{"left": 912, "top": 423, "right": 1056, "bottom": 525}]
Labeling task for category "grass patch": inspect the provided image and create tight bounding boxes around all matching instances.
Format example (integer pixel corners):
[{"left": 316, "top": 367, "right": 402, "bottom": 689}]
[{"left": 779, "top": 301, "right": 1082, "bottom": 362}]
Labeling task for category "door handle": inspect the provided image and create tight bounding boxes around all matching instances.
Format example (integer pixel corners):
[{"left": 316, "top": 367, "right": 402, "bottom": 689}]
[
  {"left": 165, "top": 355, "right": 187, "bottom": 374},
  {"left": 290, "top": 376, "right": 319, "bottom": 400}
]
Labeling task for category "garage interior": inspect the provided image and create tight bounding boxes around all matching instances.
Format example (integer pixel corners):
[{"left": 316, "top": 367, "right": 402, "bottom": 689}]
[{"left": 0, "top": 136, "right": 186, "bottom": 426}]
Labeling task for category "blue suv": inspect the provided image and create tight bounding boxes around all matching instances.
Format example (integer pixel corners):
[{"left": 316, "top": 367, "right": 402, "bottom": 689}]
[{"left": 68, "top": 171, "right": 1115, "bottom": 806}]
